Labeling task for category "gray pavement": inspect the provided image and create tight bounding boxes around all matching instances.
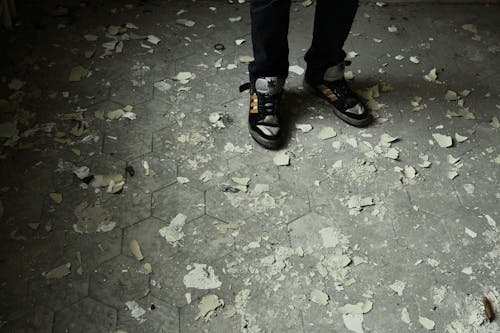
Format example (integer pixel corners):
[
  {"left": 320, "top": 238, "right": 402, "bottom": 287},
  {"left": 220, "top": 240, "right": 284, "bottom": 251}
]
[{"left": 0, "top": 0, "right": 499, "bottom": 332}]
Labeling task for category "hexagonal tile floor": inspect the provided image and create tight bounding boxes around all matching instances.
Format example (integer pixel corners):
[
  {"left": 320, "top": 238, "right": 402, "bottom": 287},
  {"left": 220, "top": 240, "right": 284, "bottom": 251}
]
[{"left": 0, "top": 1, "right": 499, "bottom": 332}]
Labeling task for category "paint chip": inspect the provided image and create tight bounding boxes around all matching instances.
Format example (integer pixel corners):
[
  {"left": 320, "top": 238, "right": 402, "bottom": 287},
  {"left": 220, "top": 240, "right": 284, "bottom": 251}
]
[
  {"left": 419, "top": 316, "right": 435, "bottom": 330},
  {"left": 432, "top": 133, "right": 453, "bottom": 148},
  {"left": 317, "top": 127, "right": 337, "bottom": 140},
  {"left": 310, "top": 289, "right": 330, "bottom": 305},
  {"left": 273, "top": 151, "right": 290, "bottom": 166}
]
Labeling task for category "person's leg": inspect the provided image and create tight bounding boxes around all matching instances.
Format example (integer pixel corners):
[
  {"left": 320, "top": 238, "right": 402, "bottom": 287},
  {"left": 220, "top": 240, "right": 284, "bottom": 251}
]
[
  {"left": 304, "top": 0, "right": 358, "bottom": 84},
  {"left": 248, "top": 0, "right": 291, "bottom": 83},
  {"left": 241, "top": 0, "right": 291, "bottom": 150},
  {"left": 303, "top": 0, "right": 371, "bottom": 127}
]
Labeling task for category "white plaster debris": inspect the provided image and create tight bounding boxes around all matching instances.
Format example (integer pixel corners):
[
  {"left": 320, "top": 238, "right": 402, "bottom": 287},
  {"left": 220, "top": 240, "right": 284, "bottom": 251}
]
[
  {"left": 319, "top": 227, "right": 344, "bottom": 248},
  {"left": 343, "top": 195, "right": 375, "bottom": 215},
  {"left": 317, "top": 127, "right": 337, "bottom": 140},
  {"left": 196, "top": 294, "right": 224, "bottom": 321},
  {"left": 235, "top": 38, "right": 246, "bottom": 45},
  {"left": 455, "top": 133, "right": 468, "bottom": 143},
  {"left": 154, "top": 80, "right": 171, "bottom": 92},
  {"left": 107, "top": 105, "right": 136, "bottom": 120},
  {"left": 146, "top": 35, "right": 161, "bottom": 45},
  {"left": 447, "top": 171, "right": 459, "bottom": 180},
  {"left": 394, "top": 54, "right": 404, "bottom": 61},
  {"left": 44, "top": 263, "right": 71, "bottom": 279},
  {"left": 388, "top": 25, "right": 398, "bottom": 33},
  {"left": 396, "top": 165, "right": 417, "bottom": 180},
  {"left": 389, "top": 280, "right": 406, "bottom": 296},
  {"left": 159, "top": 213, "right": 187, "bottom": 246},
  {"left": 490, "top": 116, "right": 500, "bottom": 129},
  {"left": 142, "top": 160, "right": 150, "bottom": 176},
  {"left": 125, "top": 301, "right": 146, "bottom": 323},
  {"left": 228, "top": 16, "right": 242, "bottom": 23},
  {"left": 339, "top": 300, "right": 373, "bottom": 333},
  {"left": 464, "top": 228, "right": 477, "bottom": 238},
  {"left": 273, "top": 150, "right": 290, "bottom": 166},
  {"left": 418, "top": 316, "right": 435, "bottom": 330},
  {"left": 260, "top": 246, "right": 303, "bottom": 276},
  {"left": 445, "top": 290, "right": 500, "bottom": 331},
  {"left": 484, "top": 214, "right": 496, "bottom": 228},
  {"left": 289, "top": 65, "right": 305, "bottom": 75},
  {"left": 461, "top": 266, "right": 473, "bottom": 275},
  {"left": 177, "top": 176, "right": 190, "bottom": 184},
  {"left": 447, "top": 154, "right": 461, "bottom": 166},
  {"left": 401, "top": 307, "right": 411, "bottom": 324},
  {"left": 346, "top": 51, "right": 359, "bottom": 59},
  {"left": 432, "top": 133, "right": 453, "bottom": 148},
  {"left": 176, "top": 18, "right": 195, "bottom": 27},
  {"left": 445, "top": 90, "right": 459, "bottom": 101},
  {"left": 252, "top": 183, "right": 270, "bottom": 196},
  {"left": 302, "top": 0, "right": 313, "bottom": 7},
  {"left": 238, "top": 55, "right": 254, "bottom": 63},
  {"left": 296, "top": 123, "right": 313, "bottom": 133},
  {"left": 172, "top": 71, "right": 193, "bottom": 84},
  {"left": 183, "top": 263, "right": 222, "bottom": 290},
  {"left": 433, "top": 286, "right": 447, "bottom": 305},
  {"left": 409, "top": 56, "right": 420, "bottom": 64},
  {"left": 310, "top": 289, "right": 329, "bottom": 305},
  {"left": 424, "top": 68, "right": 438, "bottom": 82},
  {"left": 446, "top": 107, "right": 475, "bottom": 120}
]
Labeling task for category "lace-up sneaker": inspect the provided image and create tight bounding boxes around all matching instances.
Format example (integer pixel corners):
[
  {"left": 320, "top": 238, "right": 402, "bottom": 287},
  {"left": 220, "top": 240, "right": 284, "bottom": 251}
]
[
  {"left": 240, "top": 77, "right": 285, "bottom": 150},
  {"left": 304, "top": 62, "right": 372, "bottom": 127}
]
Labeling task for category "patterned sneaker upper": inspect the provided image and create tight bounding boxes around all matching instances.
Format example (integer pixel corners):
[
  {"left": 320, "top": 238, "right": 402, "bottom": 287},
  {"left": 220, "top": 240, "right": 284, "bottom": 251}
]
[
  {"left": 248, "top": 77, "right": 284, "bottom": 138},
  {"left": 318, "top": 62, "right": 366, "bottom": 118}
]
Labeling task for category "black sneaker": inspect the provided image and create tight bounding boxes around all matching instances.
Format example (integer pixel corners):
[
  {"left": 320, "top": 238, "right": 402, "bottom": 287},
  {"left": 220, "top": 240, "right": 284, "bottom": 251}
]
[
  {"left": 304, "top": 62, "right": 372, "bottom": 127},
  {"left": 239, "top": 77, "right": 285, "bottom": 150}
]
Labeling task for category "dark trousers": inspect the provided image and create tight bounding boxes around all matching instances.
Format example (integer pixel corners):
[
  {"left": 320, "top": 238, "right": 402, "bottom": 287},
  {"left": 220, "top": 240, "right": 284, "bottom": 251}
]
[{"left": 249, "top": 0, "right": 358, "bottom": 84}]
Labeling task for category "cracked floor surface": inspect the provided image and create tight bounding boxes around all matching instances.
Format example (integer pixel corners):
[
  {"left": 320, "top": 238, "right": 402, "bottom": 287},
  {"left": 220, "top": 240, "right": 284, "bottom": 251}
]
[{"left": 0, "top": 0, "right": 499, "bottom": 332}]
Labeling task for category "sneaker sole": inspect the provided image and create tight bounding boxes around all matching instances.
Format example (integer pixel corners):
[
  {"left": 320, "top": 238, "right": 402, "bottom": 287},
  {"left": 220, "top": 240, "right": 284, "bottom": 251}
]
[
  {"left": 303, "top": 80, "right": 372, "bottom": 128},
  {"left": 248, "top": 123, "right": 284, "bottom": 150}
]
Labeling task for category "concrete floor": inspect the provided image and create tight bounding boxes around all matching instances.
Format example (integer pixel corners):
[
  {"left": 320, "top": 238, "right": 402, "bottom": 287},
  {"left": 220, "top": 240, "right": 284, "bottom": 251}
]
[{"left": 0, "top": 0, "right": 499, "bottom": 332}]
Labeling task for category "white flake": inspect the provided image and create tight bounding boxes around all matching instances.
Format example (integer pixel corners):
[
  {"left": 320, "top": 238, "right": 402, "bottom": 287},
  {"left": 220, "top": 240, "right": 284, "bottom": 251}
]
[
  {"left": 461, "top": 266, "right": 473, "bottom": 275},
  {"left": 159, "top": 213, "right": 187, "bottom": 245},
  {"left": 146, "top": 35, "right": 161, "bottom": 45},
  {"left": 125, "top": 301, "right": 146, "bottom": 323},
  {"left": 464, "top": 228, "right": 477, "bottom": 238},
  {"left": 401, "top": 307, "right": 411, "bottom": 324},
  {"left": 388, "top": 25, "right": 398, "bottom": 33},
  {"left": 296, "top": 124, "right": 313, "bottom": 133},
  {"left": 432, "top": 133, "right": 453, "bottom": 148},
  {"left": 183, "top": 263, "right": 222, "bottom": 289},
  {"left": 310, "top": 289, "right": 329, "bottom": 305},
  {"left": 177, "top": 177, "right": 190, "bottom": 184},
  {"left": 273, "top": 151, "right": 290, "bottom": 166},
  {"left": 317, "top": 127, "right": 337, "bottom": 140},
  {"left": 389, "top": 280, "right": 406, "bottom": 296},
  {"left": 418, "top": 316, "right": 435, "bottom": 330},
  {"left": 409, "top": 56, "right": 420, "bottom": 64},
  {"left": 196, "top": 294, "right": 224, "bottom": 321},
  {"left": 484, "top": 215, "right": 496, "bottom": 228},
  {"left": 176, "top": 19, "right": 195, "bottom": 27}
]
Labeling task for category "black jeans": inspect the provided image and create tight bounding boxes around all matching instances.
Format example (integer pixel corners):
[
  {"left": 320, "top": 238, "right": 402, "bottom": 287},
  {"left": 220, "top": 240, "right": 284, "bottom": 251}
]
[{"left": 249, "top": 0, "right": 358, "bottom": 84}]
